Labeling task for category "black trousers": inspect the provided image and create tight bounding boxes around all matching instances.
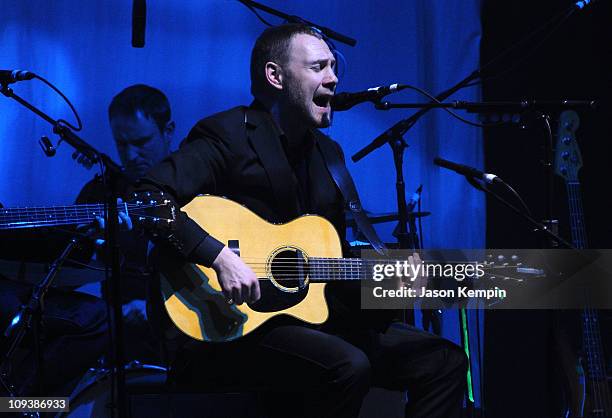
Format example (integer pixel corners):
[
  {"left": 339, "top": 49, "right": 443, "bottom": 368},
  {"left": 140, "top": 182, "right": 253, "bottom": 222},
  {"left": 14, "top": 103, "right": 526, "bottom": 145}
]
[
  {"left": 0, "top": 279, "right": 108, "bottom": 396},
  {"left": 171, "top": 320, "right": 467, "bottom": 418}
]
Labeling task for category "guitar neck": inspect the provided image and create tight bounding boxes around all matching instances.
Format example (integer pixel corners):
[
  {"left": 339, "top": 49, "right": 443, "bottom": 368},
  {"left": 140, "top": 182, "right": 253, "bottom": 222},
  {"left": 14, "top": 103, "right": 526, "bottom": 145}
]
[
  {"left": 1, "top": 203, "right": 120, "bottom": 230},
  {"left": 582, "top": 309, "right": 608, "bottom": 379},
  {"left": 309, "top": 258, "right": 381, "bottom": 281},
  {"left": 566, "top": 182, "right": 612, "bottom": 411},
  {"left": 566, "top": 182, "right": 588, "bottom": 249}
]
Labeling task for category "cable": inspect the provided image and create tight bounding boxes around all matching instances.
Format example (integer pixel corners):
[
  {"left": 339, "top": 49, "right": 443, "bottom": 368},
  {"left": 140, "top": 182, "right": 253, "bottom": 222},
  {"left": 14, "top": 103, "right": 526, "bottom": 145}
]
[
  {"left": 397, "top": 84, "right": 507, "bottom": 128},
  {"left": 499, "top": 181, "right": 533, "bottom": 218},
  {"left": 65, "top": 258, "right": 109, "bottom": 271},
  {"left": 480, "top": 4, "right": 574, "bottom": 77},
  {"left": 476, "top": 305, "right": 486, "bottom": 418},
  {"left": 476, "top": 7, "right": 576, "bottom": 88},
  {"left": 32, "top": 74, "right": 82, "bottom": 131}
]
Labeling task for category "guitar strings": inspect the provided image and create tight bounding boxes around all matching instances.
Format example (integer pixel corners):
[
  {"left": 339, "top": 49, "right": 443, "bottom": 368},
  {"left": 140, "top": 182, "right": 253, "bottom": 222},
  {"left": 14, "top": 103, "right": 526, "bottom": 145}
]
[
  {"left": 0, "top": 203, "right": 171, "bottom": 228},
  {"left": 0, "top": 207, "right": 163, "bottom": 220},
  {"left": 571, "top": 183, "right": 602, "bottom": 409},
  {"left": 568, "top": 183, "right": 611, "bottom": 412},
  {"left": 0, "top": 202, "right": 160, "bottom": 212}
]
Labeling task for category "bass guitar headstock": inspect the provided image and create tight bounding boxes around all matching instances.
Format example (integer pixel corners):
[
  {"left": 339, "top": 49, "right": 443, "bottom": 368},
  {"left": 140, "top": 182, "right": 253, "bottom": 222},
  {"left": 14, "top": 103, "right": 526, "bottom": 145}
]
[{"left": 554, "top": 110, "right": 582, "bottom": 183}]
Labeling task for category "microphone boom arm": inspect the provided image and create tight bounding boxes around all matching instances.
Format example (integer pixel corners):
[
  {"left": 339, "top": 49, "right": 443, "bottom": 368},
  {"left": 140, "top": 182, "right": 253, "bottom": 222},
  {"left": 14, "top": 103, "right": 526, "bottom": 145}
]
[{"left": 237, "top": 0, "right": 357, "bottom": 47}]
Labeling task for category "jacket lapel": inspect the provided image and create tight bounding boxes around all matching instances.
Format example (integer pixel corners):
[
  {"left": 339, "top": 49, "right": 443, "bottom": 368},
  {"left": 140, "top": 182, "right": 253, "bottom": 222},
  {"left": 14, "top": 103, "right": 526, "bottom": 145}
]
[{"left": 244, "top": 105, "right": 300, "bottom": 220}]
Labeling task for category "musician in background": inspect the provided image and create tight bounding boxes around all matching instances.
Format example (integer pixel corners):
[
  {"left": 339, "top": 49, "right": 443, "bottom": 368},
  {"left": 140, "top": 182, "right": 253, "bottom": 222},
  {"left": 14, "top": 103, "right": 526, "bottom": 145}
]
[
  {"left": 135, "top": 24, "right": 467, "bottom": 418},
  {"left": 0, "top": 207, "right": 107, "bottom": 396},
  {"left": 75, "top": 84, "right": 175, "bottom": 364}
]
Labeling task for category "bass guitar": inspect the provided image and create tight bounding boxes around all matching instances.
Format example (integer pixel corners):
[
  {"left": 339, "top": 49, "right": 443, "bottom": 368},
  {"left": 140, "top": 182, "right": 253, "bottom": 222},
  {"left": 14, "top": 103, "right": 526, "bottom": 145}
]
[{"left": 554, "top": 110, "right": 612, "bottom": 417}]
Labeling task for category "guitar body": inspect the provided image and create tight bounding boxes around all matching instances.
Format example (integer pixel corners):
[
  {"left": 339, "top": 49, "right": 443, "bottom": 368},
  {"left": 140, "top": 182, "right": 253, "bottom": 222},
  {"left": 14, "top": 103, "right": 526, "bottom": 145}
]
[{"left": 158, "top": 195, "right": 343, "bottom": 343}]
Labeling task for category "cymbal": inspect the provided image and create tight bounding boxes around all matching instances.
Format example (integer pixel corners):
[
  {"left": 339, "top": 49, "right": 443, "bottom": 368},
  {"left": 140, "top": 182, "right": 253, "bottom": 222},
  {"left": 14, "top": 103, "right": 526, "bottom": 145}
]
[{"left": 345, "top": 210, "right": 431, "bottom": 227}]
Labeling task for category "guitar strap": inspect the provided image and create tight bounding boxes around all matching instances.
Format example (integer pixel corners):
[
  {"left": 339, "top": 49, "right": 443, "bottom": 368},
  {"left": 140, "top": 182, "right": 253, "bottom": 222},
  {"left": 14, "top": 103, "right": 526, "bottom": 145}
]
[{"left": 317, "top": 138, "right": 388, "bottom": 256}]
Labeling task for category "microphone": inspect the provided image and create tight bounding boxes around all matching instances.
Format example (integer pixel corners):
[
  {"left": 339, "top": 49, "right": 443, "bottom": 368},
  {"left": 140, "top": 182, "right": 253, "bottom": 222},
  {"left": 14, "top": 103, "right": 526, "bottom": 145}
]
[
  {"left": 0, "top": 70, "right": 35, "bottom": 85},
  {"left": 132, "top": 0, "right": 146, "bottom": 48},
  {"left": 434, "top": 157, "right": 503, "bottom": 184},
  {"left": 331, "top": 83, "right": 406, "bottom": 111}
]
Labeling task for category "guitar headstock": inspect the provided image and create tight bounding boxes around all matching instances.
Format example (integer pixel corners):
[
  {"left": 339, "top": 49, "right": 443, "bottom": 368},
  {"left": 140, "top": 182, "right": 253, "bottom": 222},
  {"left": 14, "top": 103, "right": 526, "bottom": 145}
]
[
  {"left": 128, "top": 191, "right": 176, "bottom": 234},
  {"left": 554, "top": 110, "right": 582, "bottom": 183},
  {"left": 482, "top": 253, "right": 545, "bottom": 282}
]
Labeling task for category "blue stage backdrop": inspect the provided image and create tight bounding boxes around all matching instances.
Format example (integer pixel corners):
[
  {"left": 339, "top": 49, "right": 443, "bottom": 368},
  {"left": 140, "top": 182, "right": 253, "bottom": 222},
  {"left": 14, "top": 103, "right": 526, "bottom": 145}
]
[
  {"left": 1, "top": 0, "right": 483, "bottom": 406},
  {"left": 0, "top": 0, "right": 483, "bottom": 249}
]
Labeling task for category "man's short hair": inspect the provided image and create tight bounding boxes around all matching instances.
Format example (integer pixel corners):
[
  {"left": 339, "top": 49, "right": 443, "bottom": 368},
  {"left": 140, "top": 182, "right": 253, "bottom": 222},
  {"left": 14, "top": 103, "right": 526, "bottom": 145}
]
[
  {"left": 108, "top": 84, "right": 171, "bottom": 132},
  {"left": 250, "top": 23, "right": 326, "bottom": 96}
]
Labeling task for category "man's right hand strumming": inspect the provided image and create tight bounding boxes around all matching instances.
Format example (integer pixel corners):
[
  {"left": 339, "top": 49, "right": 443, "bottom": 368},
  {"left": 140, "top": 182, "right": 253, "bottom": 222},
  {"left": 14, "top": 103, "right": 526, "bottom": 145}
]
[{"left": 212, "top": 246, "right": 261, "bottom": 305}]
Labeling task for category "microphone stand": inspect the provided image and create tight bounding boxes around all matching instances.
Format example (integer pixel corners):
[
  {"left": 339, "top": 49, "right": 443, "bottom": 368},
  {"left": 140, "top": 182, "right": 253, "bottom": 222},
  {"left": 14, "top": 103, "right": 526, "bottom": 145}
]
[
  {"left": 376, "top": 99, "right": 597, "bottom": 249},
  {"left": 1, "top": 232, "right": 91, "bottom": 399},
  {"left": 1, "top": 82, "right": 128, "bottom": 417},
  {"left": 351, "top": 0, "right": 593, "bottom": 162},
  {"left": 348, "top": 3, "right": 595, "bottom": 413},
  {"left": 463, "top": 176, "right": 574, "bottom": 250},
  {"left": 351, "top": 0, "right": 595, "bottom": 248},
  {"left": 236, "top": 0, "right": 357, "bottom": 47},
  {"left": 373, "top": 100, "right": 597, "bottom": 112},
  {"left": 389, "top": 135, "right": 415, "bottom": 251},
  {"left": 354, "top": 98, "right": 594, "bottom": 249}
]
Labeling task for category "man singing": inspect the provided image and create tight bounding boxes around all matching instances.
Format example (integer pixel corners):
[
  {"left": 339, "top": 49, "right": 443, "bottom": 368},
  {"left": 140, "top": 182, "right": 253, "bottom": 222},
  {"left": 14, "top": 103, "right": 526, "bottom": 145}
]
[{"left": 137, "top": 24, "right": 467, "bottom": 418}]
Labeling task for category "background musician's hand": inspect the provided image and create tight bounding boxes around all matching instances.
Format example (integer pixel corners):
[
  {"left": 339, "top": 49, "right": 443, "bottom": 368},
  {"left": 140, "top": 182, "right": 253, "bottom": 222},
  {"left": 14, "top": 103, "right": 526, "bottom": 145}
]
[
  {"left": 212, "top": 246, "right": 260, "bottom": 305},
  {"left": 406, "top": 253, "right": 428, "bottom": 296},
  {"left": 77, "top": 198, "right": 133, "bottom": 246},
  {"left": 93, "top": 198, "right": 133, "bottom": 232}
]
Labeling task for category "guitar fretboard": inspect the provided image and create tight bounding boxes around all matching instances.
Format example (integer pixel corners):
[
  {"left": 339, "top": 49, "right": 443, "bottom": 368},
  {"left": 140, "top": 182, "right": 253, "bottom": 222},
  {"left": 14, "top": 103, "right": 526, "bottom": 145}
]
[
  {"left": 567, "top": 182, "right": 587, "bottom": 249},
  {"left": 566, "top": 181, "right": 612, "bottom": 413},
  {"left": 0, "top": 203, "right": 131, "bottom": 230},
  {"left": 309, "top": 258, "right": 380, "bottom": 281}
]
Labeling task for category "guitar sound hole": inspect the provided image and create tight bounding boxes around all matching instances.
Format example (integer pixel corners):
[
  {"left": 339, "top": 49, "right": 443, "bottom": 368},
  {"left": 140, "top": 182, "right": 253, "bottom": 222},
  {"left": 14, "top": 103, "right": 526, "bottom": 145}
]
[{"left": 270, "top": 249, "right": 309, "bottom": 291}]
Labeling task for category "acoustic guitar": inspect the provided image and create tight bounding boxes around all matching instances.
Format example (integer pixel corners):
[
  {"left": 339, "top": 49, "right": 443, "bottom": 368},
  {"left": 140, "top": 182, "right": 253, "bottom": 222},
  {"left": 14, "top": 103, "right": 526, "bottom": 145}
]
[{"left": 158, "top": 195, "right": 538, "bottom": 343}]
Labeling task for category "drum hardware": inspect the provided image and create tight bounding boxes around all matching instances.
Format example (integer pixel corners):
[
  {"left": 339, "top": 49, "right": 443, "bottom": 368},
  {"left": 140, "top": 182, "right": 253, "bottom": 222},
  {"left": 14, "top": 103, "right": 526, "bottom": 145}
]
[{"left": 56, "top": 361, "right": 167, "bottom": 418}]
